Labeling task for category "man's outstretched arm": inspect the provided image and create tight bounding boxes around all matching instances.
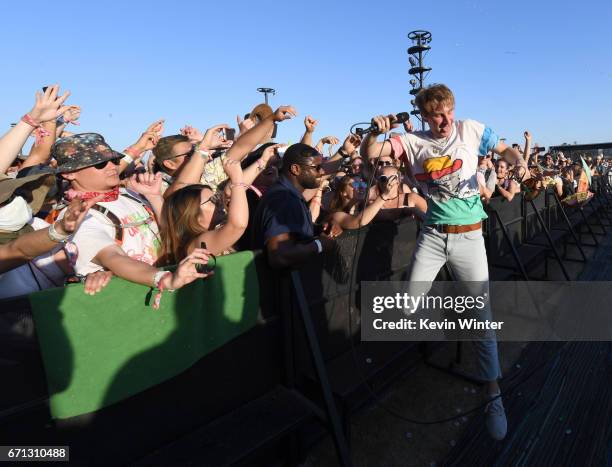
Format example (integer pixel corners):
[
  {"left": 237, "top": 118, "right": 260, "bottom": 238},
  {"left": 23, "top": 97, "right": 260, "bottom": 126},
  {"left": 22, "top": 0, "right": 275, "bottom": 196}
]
[{"left": 360, "top": 114, "right": 395, "bottom": 160}]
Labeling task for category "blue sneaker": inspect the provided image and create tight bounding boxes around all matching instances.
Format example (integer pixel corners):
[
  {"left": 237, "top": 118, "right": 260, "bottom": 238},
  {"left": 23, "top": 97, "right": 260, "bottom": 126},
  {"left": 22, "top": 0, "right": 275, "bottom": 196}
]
[{"left": 485, "top": 394, "right": 507, "bottom": 440}]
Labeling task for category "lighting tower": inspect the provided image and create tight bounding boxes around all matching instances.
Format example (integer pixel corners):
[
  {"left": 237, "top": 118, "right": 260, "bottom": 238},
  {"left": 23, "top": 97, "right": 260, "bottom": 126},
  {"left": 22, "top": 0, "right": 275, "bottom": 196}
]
[
  {"left": 407, "top": 30, "right": 432, "bottom": 131},
  {"left": 257, "top": 87, "right": 276, "bottom": 105}
]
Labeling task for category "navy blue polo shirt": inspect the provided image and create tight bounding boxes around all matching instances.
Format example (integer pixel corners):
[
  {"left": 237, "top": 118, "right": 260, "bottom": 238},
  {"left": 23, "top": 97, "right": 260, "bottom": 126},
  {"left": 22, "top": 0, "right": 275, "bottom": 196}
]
[{"left": 252, "top": 175, "right": 314, "bottom": 249}]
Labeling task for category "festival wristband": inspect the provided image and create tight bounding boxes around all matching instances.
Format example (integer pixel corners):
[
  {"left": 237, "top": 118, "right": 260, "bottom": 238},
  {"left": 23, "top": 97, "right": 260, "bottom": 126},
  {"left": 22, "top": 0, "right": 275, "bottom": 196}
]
[
  {"left": 123, "top": 147, "right": 141, "bottom": 158},
  {"left": 314, "top": 239, "right": 323, "bottom": 254},
  {"left": 121, "top": 154, "right": 134, "bottom": 164},
  {"left": 152, "top": 271, "right": 174, "bottom": 310},
  {"left": 21, "top": 114, "right": 51, "bottom": 145}
]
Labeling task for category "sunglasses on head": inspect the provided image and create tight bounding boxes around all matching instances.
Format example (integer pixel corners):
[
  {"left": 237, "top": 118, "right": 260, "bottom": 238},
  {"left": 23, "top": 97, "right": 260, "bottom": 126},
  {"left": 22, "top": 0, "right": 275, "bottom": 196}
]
[
  {"left": 93, "top": 158, "right": 122, "bottom": 170},
  {"left": 201, "top": 192, "right": 220, "bottom": 206}
]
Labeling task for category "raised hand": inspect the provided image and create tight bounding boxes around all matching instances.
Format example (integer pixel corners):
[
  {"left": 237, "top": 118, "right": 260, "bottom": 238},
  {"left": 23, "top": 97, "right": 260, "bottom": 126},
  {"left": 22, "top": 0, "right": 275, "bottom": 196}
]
[
  {"left": 201, "top": 124, "right": 231, "bottom": 150},
  {"left": 222, "top": 158, "right": 244, "bottom": 183},
  {"left": 133, "top": 119, "right": 164, "bottom": 152},
  {"left": 342, "top": 134, "right": 362, "bottom": 154},
  {"left": 320, "top": 136, "right": 340, "bottom": 146},
  {"left": 61, "top": 105, "right": 81, "bottom": 125},
  {"left": 381, "top": 174, "right": 399, "bottom": 196},
  {"left": 370, "top": 115, "right": 393, "bottom": 135},
  {"left": 237, "top": 114, "right": 255, "bottom": 134},
  {"left": 29, "top": 84, "right": 71, "bottom": 123},
  {"left": 304, "top": 116, "right": 318, "bottom": 133},
  {"left": 524, "top": 130, "right": 532, "bottom": 140},
  {"left": 180, "top": 125, "right": 204, "bottom": 143},
  {"left": 273, "top": 105, "right": 297, "bottom": 122},
  {"left": 261, "top": 143, "right": 283, "bottom": 164},
  {"left": 127, "top": 172, "right": 163, "bottom": 198}
]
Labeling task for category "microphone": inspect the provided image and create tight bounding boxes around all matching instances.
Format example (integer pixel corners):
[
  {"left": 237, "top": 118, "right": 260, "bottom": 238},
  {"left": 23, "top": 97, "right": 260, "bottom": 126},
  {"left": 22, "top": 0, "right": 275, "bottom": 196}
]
[{"left": 355, "top": 112, "right": 410, "bottom": 136}]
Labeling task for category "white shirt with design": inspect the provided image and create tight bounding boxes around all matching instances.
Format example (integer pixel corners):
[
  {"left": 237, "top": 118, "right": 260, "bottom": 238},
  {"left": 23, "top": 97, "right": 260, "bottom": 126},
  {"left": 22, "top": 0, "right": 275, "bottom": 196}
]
[
  {"left": 389, "top": 119, "right": 499, "bottom": 225},
  {"left": 65, "top": 189, "right": 160, "bottom": 276}
]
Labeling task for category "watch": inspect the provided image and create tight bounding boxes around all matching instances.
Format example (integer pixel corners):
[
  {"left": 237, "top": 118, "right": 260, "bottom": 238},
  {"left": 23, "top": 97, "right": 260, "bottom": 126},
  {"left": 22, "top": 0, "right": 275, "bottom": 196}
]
[{"left": 48, "top": 222, "right": 69, "bottom": 243}]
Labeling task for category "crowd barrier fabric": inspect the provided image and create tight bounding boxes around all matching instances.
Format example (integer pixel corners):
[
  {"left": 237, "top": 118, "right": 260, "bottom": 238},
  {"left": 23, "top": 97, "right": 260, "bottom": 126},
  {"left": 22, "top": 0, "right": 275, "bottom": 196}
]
[{"left": 28, "top": 250, "right": 260, "bottom": 419}]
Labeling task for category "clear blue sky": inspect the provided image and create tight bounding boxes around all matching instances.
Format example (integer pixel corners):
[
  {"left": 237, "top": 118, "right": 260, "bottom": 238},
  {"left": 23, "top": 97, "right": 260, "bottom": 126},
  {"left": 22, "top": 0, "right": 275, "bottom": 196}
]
[{"left": 3, "top": 0, "right": 611, "bottom": 151}]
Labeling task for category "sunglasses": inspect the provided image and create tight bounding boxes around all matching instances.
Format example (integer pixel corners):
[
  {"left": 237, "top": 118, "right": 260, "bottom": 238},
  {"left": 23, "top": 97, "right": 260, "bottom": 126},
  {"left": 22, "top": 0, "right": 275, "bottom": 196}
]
[
  {"left": 167, "top": 145, "right": 196, "bottom": 161},
  {"left": 201, "top": 193, "right": 220, "bottom": 206},
  {"left": 93, "top": 158, "right": 122, "bottom": 170},
  {"left": 298, "top": 163, "right": 324, "bottom": 172},
  {"left": 377, "top": 160, "right": 394, "bottom": 167}
]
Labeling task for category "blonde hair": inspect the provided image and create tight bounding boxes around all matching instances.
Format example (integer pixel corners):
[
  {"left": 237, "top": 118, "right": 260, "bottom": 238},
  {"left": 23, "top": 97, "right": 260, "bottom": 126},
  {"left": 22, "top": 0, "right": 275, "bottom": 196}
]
[{"left": 415, "top": 84, "right": 455, "bottom": 117}]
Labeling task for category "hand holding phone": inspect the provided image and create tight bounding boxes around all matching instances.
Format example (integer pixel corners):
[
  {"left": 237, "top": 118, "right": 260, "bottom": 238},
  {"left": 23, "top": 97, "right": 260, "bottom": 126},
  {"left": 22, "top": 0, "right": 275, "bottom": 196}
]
[
  {"left": 224, "top": 128, "right": 236, "bottom": 141},
  {"left": 194, "top": 241, "right": 216, "bottom": 274}
]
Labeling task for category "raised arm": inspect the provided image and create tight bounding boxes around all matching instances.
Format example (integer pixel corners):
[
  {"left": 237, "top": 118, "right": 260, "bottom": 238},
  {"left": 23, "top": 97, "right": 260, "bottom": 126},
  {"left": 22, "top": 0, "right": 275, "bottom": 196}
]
[
  {"left": 20, "top": 119, "right": 57, "bottom": 170},
  {"left": 197, "top": 159, "right": 248, "bottom": 255},
  {"left": 0, "top": 85, "right": 70, "bottom": 174},
  {"left": 360, "top": 114, "right": 395, "bottom": 160},
  {"left": 118, "top": 119, "right": 164, "bottom": 174},
  {"left": 333, "top": 176, "right": 399, "bottom": 229},
  {"left": 300, "top": 116, "right": 318, "bottom": 147},
  {"left": 225, "top": 106, "right": 297, "bottom": 163},
  {"left": 522, "top": 131, "right": 533, "bottom": 167},
  {"left": 241, "top": 144, "right": 282, "bottom": 186},
  {"left": 494, "top": 141, "right": 529, "bottom": 181},
  {"left": 315, "top": 135, "right": 339, "bottom": 155},
  {"left": 164, "top": 123, "right": 230, "bottom": 197}
]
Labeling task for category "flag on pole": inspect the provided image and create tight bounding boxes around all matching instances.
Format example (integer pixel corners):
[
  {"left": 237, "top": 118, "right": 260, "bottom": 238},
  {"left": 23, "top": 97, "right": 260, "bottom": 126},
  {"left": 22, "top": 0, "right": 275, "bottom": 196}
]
[{"left": 577, "top": 156, "right": 591, "bottom": 193}]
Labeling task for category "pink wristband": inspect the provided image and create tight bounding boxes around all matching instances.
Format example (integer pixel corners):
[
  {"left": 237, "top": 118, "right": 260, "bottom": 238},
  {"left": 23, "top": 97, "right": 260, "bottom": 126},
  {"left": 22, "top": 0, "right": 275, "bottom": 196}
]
[
  {"left": 21, "top": 114, "right": 51, "bottom": 145},
  {"left": 230, "top": 183, "right": 262, "bottom": 198}
]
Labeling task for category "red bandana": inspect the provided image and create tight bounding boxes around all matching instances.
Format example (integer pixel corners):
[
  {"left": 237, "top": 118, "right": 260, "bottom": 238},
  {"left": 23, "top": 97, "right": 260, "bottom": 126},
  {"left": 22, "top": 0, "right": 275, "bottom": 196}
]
[{"left": 65, "top": 186, "right": 120, "bottom": 203}]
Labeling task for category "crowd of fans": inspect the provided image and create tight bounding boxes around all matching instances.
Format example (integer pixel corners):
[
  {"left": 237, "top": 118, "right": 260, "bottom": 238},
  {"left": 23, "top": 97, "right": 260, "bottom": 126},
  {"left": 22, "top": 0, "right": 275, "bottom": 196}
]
[{"left": 0, "top": 85, "right": 608, "bottom": 300}]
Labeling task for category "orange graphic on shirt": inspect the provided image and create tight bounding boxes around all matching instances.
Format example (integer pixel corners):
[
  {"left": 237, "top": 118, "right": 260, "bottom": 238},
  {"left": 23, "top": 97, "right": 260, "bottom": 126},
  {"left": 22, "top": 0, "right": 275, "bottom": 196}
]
[{"left": 415, "top": 155, "right": 463, "bottom": 182}]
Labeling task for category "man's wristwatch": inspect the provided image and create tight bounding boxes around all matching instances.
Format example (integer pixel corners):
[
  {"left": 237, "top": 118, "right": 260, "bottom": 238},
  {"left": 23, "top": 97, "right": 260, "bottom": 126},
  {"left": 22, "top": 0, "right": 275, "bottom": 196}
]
[
  {"left": 338, "top": 148, "right": 348, "bottom": 157},
  {"left": 48, "top": 222, "right": 70, "bottom": 243}
]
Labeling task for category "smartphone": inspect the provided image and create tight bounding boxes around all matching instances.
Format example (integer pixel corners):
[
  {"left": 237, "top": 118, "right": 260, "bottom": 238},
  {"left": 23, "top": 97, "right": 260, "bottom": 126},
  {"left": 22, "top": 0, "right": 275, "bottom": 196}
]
[
  {"left": 195, "top": 241, "right": 215, "bottom": 274},
  {"left": 224, "top": 128, "right": 236, "bottom": 141}
]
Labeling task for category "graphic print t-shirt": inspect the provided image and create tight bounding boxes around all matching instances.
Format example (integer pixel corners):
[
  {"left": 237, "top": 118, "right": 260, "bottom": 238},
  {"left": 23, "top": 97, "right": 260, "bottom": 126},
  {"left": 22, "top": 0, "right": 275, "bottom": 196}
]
[
  {"left": 389, "top": 119, "right": 499, "bottom": 225},
  {"left": 64, "top": 189, "right": 160, "bottom": 276}
]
